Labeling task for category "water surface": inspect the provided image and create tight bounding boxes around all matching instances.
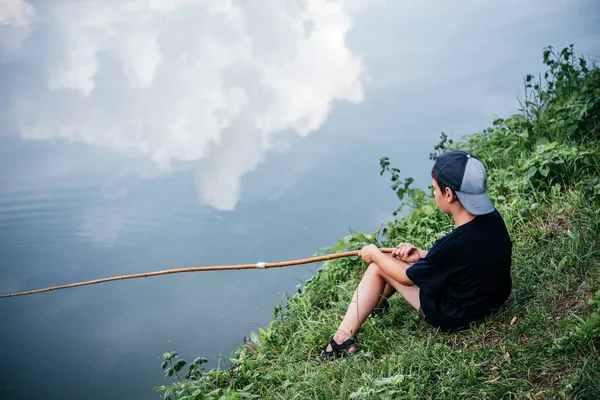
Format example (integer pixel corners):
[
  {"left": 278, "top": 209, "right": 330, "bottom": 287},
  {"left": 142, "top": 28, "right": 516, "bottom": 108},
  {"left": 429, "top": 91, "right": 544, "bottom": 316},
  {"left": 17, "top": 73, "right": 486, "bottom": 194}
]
[{"left": 1, "top": 1, "right": 598, "bottom": 399}]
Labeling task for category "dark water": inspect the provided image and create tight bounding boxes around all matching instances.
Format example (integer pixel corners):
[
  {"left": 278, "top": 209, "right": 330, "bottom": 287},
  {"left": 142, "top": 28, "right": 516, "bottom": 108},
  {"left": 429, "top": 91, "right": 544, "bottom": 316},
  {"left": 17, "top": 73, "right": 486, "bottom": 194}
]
[{"left": 1, "top": 2, "right": 599, "bottom": 399}]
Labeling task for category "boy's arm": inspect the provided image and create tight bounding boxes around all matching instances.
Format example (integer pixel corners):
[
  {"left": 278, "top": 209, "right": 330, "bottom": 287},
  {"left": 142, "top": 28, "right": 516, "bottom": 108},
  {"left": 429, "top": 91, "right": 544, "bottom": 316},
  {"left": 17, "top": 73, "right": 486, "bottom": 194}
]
[
  {"left": 393, "top": 243, "right": 428, "bottom": 263},
  {"left": 370, "top": 252, "right": 416, "bottom": 286}
]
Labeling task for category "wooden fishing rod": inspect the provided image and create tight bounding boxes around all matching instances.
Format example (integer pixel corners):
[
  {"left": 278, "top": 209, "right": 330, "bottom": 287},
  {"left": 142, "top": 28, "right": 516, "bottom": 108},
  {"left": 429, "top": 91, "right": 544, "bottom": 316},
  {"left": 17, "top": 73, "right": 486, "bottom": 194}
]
[{"left": 0, "top": 248, "right": 394, "bottom": 299}]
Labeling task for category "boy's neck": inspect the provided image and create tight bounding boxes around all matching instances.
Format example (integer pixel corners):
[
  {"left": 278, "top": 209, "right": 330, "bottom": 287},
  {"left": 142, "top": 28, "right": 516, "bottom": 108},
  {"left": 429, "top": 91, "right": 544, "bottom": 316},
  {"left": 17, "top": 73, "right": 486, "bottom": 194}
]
[{"left": 451, "top": 207, "right": 476, "bottom": 227}]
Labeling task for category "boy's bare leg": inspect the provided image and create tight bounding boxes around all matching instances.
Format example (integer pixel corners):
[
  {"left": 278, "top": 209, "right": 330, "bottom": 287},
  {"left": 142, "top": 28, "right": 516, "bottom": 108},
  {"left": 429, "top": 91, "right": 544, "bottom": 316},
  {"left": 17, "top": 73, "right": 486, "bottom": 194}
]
[
  {"left": 326, "top": 256, "right": 420, "bottom": 352},
  {"left": 379, "top": 284, "right": 396, "bottom": 304}
]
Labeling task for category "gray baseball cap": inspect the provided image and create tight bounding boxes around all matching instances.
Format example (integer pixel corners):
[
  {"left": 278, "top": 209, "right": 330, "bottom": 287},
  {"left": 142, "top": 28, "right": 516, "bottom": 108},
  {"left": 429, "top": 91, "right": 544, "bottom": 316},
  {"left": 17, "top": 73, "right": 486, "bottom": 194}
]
[{"left": 433, "top": 150, "right": 494, "bottom": 215}]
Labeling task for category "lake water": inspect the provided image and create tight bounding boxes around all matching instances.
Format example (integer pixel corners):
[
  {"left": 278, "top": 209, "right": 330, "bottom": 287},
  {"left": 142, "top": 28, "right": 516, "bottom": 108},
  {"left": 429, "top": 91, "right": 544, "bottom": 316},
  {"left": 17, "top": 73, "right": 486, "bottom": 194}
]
[
  {"left": 0, "top": 129, "right": 433, "bottom": 399},
  {"left": 1, "top": 1, "right": 598, "bottom": 399}
]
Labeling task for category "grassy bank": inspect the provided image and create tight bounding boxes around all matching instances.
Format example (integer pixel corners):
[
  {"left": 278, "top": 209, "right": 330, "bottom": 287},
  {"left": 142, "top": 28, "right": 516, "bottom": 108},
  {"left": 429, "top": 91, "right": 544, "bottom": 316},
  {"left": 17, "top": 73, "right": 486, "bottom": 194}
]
[{"left": 155, "top": 46, "right": 600, "bottom": 399}]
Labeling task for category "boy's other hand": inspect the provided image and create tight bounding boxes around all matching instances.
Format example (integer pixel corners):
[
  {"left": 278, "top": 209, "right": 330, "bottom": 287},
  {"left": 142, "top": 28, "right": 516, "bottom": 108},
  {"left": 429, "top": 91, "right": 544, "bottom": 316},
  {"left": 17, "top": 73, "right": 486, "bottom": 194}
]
[
  {"left": 392, "top": 243, "right": 421, "bottom": 264},
  {"left": 358, "top": 244, "right": 381, "bottom": 264}
]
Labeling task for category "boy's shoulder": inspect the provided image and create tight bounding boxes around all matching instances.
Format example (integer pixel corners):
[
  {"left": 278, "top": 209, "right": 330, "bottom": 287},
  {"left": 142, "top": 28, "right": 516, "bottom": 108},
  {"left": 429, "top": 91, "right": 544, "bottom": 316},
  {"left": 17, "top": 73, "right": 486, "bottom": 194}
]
[
  {"left": 430, "top": 209, "right": 507, "bottom": 255},
  {"left": 427, "top": 228, "right": 465, "bottom": 257}
]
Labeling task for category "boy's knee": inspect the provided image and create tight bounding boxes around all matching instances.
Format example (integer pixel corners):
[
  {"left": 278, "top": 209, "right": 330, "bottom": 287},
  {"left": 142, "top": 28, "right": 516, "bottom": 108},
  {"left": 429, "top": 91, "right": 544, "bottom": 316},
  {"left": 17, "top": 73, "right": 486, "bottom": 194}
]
[{"left": 366, "top": 262, "right": 382, "bottom": 275}]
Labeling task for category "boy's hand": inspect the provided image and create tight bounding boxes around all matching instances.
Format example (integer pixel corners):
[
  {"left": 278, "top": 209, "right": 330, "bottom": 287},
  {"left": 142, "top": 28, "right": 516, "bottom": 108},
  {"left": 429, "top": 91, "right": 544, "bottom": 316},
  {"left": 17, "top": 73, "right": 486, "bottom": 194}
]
[
  {"left": 392, "top": 243, "right": 421, "bottom": 264},
  {"left": 358, "top": 244, "right": 381, "bottom": 264}
]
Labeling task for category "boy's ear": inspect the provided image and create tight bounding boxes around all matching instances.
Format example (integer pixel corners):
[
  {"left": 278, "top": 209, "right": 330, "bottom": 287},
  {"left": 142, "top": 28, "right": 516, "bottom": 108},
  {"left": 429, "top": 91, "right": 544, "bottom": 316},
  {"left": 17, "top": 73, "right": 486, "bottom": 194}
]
[
  {"left": 444, "top": 187, "right": 453, "bottom": 202},
  {"left": 444, "top": 187, "right": 457, "bottom": 203}
]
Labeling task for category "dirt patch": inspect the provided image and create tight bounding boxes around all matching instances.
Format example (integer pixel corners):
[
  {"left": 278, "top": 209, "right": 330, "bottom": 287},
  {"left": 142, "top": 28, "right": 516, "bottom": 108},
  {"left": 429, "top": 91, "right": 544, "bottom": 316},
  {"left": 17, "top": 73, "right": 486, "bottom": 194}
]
[
  {"left": 446, "top": 332, "right": 474, "bottom": 350},
  {"left": 540, "top": 214, "right": 575, "bottom": 239},
  {"left": 530, "top": 367, "right": 568, "bottom": 391},
  {"left": 483, "top": 329, "right": 504, "bottom": 346},
  {"left": 549, "top": 289, "right": 590, "bottom": 320},
  {"left": 446, "top": 329, "right": 505, "bottom": 350}
]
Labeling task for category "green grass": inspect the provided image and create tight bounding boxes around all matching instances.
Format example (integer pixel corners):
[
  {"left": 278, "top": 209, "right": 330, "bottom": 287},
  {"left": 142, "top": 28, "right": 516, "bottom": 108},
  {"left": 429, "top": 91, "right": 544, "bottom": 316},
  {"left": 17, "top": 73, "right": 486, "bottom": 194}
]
[{"left": 155, "top": 45, "right": 600, "bottom": 400}]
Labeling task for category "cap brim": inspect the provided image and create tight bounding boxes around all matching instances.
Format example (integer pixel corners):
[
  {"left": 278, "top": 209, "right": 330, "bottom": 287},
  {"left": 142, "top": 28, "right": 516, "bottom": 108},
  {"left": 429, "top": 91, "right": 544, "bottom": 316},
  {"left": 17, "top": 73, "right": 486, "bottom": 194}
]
[{"left": 455, "top": 190, "right": 494, "bottom": 216}]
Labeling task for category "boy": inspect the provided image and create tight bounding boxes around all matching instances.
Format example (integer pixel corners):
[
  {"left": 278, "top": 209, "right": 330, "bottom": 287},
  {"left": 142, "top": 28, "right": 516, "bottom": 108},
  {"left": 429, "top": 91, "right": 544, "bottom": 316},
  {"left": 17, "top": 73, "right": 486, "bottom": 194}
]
[{"left": 322, "top": 150, "right": 512, "bottom": 358}]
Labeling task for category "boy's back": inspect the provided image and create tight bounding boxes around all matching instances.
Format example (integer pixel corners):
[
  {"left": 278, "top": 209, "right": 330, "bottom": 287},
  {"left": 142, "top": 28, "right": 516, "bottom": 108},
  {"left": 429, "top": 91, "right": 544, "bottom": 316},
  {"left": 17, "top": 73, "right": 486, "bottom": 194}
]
[{"left": 406, "top": 209, "right": 512, "bottom": 330}]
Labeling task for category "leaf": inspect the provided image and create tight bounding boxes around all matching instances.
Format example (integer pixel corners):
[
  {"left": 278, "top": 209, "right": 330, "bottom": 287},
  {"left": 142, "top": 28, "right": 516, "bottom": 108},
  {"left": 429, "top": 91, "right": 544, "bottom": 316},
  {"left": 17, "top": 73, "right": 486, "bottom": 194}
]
[
  {"left": 160, "top": 361, "right": 167, "bottom": 369},
  {"left": 355, "top": 233, "right": 368, "bottom": 242},
  {"left": 240, "top": 393, "right": 260, "bottom": 398},
  {"left": 535, "top": 137, "right": 550, "bottom": 145},
  {"left": 422, "top": 205, "right": 434, "bottom": 215},
  {"left": 483, "top": 376, "right": 501, "bottom": 383},
  {"left": 192, "top": 357, "right": 208, "bottom": 365},
  {"left": 258, "top": 327, "right": 268, "bottom": 340},
  {"left": 174, "top": 359, "right": 186, "bottom": 372}
]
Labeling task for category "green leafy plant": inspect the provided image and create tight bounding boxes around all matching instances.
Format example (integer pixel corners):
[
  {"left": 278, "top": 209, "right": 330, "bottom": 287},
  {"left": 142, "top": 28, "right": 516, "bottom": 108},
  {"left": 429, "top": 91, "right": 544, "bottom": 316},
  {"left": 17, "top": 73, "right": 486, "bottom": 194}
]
[
  {"left": 428, "top": 132, "right": 455, "bottom": 161},
  {"left": 154, "top": 352, "right": 210, "bottom": 399},
  {"left": 379, "top": 156, "right": 424, "bottom": 216},
  {"left": 551, "top": 289, "right": 600, "bottom": 355}
]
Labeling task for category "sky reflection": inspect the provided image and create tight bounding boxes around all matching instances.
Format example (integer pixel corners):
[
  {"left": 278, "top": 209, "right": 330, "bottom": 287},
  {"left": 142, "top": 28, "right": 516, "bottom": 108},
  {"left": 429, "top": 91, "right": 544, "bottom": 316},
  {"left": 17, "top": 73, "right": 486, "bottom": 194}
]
[{"left": 1, "top": 0, "right": 599, "bottom": 399}]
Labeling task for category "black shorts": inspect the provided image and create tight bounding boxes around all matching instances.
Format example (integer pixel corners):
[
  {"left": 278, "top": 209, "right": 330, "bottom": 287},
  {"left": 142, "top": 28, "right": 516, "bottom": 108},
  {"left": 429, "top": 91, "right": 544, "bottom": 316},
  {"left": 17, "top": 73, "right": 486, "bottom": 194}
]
[{"left": 419, "top": 307, "right": 473, "bottom": 332}]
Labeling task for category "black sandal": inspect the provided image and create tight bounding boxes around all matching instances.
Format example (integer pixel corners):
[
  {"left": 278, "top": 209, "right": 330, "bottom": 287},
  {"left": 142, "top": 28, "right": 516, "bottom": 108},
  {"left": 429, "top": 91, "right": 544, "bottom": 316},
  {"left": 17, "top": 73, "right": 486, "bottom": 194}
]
[{"left": 321, "top": 337, "right": 357, "bottom": 360}]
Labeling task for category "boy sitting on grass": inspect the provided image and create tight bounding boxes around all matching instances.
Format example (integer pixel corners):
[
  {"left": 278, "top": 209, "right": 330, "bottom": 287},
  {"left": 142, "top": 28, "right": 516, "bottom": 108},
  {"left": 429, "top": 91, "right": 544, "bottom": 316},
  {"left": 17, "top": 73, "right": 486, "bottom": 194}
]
[{"left": 322, "top": 150, "right": 513, "bottom": 358}]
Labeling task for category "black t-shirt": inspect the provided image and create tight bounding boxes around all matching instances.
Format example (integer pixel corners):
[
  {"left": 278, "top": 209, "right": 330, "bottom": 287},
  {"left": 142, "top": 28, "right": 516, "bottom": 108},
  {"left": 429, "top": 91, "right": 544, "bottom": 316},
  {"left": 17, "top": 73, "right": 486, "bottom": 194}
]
[{"left": 405, "top": 209, "right": 512, "bottom": 331}]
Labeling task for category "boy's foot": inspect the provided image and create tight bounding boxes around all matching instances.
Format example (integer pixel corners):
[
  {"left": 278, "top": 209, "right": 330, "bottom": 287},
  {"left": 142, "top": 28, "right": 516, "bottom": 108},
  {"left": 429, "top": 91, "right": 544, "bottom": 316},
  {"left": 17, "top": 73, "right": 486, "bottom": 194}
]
[{"left": 321, "top": 336, "right": 358, "bottom": 360}]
